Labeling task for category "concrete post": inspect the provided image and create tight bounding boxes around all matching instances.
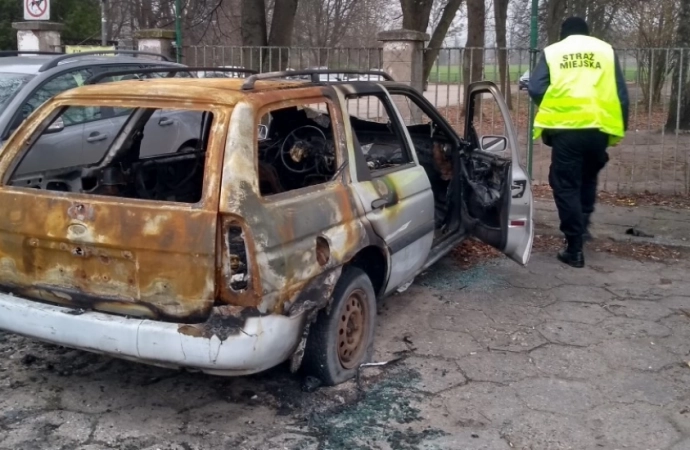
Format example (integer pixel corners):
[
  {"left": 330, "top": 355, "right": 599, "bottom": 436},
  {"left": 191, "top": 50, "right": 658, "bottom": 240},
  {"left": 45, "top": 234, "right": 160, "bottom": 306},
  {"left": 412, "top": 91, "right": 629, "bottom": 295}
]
[
  {"left": 378, "top": 29, "right": 429, "bottom": 90},
  {"left": 377, "top": 29, "right": 429, "bottom": 123},
  {"left": 134, "top": 29, "right": 176, "bottom": 61},
  {"left": 12, "top": 22, "right": 64, "bottom": 52}
]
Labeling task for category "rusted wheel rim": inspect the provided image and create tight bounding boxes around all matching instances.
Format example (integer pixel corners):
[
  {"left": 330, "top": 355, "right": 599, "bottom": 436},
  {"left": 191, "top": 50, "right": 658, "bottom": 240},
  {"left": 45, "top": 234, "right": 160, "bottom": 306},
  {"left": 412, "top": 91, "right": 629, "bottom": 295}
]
[{"left": 337, "top": 289, "right": 368, "bottom": 369}]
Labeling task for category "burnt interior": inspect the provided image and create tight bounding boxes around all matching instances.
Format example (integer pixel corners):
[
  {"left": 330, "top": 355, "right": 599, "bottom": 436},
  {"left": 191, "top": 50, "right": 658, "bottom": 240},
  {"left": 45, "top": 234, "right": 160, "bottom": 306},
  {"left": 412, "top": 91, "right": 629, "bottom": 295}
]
[
  {"left": 459, "top": 92, "right": 512, "bottom": 250},
  {"left": 257, "top": 103, "right": 457, "bottom": 236},
  {"left": 351, "top": 117, "right": 456, "bottom": 232},
  {"left": 258, "top": 105, "right": 338, "bottom": 195},
  {"left": 8, "top": 108, "right": 210, "bottom": 204}
]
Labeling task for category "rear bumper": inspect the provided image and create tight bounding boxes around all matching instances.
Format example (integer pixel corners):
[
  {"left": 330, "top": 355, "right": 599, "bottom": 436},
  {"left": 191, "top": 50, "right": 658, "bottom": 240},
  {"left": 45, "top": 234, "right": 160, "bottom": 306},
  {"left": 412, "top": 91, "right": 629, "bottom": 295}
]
[{"left": 0, "top": 292, "right": 306, "bottom": 376}]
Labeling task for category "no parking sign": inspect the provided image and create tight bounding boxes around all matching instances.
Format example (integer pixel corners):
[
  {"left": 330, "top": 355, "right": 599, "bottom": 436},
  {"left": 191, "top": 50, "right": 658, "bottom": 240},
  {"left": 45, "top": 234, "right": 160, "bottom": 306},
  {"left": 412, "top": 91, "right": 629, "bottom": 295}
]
[{"left": 24, "top": 0, "right": 50, "bottom": 20}]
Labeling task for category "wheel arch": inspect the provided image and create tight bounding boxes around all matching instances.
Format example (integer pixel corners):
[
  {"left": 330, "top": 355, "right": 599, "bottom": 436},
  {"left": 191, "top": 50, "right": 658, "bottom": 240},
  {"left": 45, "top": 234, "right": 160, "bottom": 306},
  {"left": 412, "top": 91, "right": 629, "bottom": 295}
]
[{"left": 346, "top": 245, "right": 389, "bottom": 298}]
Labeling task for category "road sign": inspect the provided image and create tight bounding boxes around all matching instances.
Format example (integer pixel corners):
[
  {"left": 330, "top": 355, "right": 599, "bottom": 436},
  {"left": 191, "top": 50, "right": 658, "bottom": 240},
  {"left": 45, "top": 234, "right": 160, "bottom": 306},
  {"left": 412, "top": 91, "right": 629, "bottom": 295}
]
[
  {"left": 65, "top": 45, "right": 116, "bottom": 54},
  {"left": 24, "top": 0, "right": 50, "bottom": 21}
]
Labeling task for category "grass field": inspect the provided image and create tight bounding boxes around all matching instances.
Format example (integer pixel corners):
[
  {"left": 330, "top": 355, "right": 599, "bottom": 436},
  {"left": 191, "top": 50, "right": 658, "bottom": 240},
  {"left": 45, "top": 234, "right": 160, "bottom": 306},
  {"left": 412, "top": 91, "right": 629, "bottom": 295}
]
[{"left": 427, "top": 64, "right": 639, "bottom": 83}]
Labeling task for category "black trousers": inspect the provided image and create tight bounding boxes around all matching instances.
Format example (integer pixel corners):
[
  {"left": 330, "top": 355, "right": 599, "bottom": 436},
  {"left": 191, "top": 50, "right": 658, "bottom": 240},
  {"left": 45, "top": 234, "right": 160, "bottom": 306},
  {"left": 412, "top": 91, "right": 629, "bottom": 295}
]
[{"left": 548, "top": 129, "right": 610, "bottom": 238}]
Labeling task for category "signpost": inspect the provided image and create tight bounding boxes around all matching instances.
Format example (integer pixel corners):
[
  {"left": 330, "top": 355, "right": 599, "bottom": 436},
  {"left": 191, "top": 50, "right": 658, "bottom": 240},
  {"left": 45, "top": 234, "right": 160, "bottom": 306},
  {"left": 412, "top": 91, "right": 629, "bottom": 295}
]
[
  {"left": 526, "top": 0, "right": 539, "bottom": 178},
  {"left": 24, "top": 0, "right": 50, "bottom": 21}
]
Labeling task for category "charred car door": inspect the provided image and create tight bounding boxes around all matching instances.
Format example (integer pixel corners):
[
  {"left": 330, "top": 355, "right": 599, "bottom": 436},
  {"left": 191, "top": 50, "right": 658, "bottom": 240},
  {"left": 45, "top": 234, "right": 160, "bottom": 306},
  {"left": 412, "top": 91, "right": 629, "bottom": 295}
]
[
  {"left": 461, "top": 82, "right": 534, "bottom": 265},
  {"left": 335, "top": 86, "right": 435, "bottom": 294}
]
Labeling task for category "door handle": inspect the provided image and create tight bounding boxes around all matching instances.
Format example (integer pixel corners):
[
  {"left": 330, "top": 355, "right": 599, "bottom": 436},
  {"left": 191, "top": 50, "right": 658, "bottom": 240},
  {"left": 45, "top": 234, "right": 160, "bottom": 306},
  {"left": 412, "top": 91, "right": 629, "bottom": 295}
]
[
  {"left": 86, "top": 133, "right": 107, "bottom": 143},
  {"left": 159, "top": 117, "right": 174, "bottom": 126},
  {"left": 371, "top": 198, "right": 390, "bottom": 210}
]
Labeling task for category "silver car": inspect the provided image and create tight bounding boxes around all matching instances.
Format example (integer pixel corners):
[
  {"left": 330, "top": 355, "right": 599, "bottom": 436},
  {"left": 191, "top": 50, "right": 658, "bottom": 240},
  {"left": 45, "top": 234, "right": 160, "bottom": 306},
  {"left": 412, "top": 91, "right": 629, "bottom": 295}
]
[{"left": 0, "top": 51, "right": 200, "bottom": 174}]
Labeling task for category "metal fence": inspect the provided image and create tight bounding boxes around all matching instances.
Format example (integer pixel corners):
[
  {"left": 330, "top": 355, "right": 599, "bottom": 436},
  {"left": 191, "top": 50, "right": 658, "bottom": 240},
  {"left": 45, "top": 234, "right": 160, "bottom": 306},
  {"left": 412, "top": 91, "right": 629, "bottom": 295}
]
[{"left": 183, "top": 45, "right": 690, "bottom": 196}]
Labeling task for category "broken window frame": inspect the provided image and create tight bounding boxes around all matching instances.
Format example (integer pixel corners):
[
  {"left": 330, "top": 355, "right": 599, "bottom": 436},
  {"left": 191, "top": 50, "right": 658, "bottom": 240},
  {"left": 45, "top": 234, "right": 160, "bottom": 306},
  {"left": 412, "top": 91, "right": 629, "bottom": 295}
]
[
  {"left": 344, "top": 92, "right": 416, "bottom": 179},
  {"left": 0, "top": 97, "right": 229, "bottom": 210},
  {"left": 254, "top": 96, "right": 347, "bottom": 201}
]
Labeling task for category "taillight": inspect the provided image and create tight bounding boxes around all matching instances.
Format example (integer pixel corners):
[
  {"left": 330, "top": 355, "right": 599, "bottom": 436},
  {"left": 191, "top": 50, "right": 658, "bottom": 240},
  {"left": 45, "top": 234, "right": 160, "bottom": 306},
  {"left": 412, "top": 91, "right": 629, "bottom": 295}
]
[{"left": 227, "top": 222, "right": 249, "bottom": 291}]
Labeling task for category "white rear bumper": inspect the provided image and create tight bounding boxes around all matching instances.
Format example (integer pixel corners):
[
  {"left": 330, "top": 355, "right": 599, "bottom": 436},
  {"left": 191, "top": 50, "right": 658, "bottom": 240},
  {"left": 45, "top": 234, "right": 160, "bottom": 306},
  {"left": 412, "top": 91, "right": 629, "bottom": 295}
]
[{"left": 0, "top": 292, "right": 306, "bottom": 376}]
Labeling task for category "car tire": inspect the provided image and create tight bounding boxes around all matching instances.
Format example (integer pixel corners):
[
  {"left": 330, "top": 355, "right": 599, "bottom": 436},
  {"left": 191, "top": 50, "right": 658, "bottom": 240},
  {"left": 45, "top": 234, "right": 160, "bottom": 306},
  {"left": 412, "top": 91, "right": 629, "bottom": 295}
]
[{"left": 301, "top": 267, "right": 377, "bottom": 386}]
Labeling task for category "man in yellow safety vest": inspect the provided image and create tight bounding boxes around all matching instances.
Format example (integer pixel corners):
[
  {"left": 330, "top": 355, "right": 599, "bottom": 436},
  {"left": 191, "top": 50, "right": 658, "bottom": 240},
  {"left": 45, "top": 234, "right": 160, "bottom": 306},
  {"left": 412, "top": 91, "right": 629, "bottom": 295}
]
[{"left": 529, "top": 17, "right": 629, "bottom": 268}]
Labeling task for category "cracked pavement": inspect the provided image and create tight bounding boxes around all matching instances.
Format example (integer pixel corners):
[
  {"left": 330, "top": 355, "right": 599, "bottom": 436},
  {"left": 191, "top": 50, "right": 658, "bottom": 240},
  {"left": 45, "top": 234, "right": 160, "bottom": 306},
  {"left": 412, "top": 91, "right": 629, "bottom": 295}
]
[{"left": 0, "top": 249, "right": 689, "bottom": 450}]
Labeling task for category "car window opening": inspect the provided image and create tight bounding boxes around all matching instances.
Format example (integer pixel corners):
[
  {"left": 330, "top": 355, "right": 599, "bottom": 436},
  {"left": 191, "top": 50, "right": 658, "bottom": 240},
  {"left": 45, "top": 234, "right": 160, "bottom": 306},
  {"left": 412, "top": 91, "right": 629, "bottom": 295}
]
[
  {"left": 349, "top": 93, "right": 457, "bottom": 238},
  {"left": 7, "top": 106, "right": 211, "bottom": 204},
  {"left": 346, "top": 95, "right": 413, "bottom": 173},
  {"left": 257, "top": 103, "right": 338, "bottom": 196}
]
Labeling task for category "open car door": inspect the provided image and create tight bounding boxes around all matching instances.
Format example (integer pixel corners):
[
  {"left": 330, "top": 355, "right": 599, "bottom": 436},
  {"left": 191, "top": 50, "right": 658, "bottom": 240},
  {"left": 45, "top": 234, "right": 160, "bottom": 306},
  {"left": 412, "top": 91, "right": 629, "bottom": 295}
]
[{"left": 461, "top": 81, "right": 533, "bottom": 265}]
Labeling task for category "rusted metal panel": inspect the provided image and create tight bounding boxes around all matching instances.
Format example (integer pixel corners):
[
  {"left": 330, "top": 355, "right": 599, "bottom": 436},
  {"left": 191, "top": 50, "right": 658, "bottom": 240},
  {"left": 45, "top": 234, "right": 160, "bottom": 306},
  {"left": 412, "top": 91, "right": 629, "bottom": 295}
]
[
  {"left": 0, "top": 80, "right": 378, "bottom": 324},
  {"left": 216, "top": 92, "right": 371, "bottom": 314},
  {"left": 0, "top": 191, "right": 218, "bottom": 321},
  {"left": 0, "top": 97, "right": 231, "bottom": 322}
]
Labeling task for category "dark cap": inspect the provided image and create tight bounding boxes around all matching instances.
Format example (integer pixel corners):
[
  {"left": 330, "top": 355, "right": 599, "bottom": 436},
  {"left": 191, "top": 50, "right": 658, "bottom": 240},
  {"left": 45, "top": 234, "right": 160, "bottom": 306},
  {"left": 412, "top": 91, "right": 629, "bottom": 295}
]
[{"left": 560, "top": 17, "right": 590, "bottom": 40}]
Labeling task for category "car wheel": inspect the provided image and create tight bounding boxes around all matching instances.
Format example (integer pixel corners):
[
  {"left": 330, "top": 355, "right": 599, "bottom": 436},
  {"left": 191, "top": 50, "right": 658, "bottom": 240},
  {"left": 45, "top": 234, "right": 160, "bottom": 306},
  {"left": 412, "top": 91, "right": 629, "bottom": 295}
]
[{"left": 301, "top": 267, "right": 377, "bottom": 386}]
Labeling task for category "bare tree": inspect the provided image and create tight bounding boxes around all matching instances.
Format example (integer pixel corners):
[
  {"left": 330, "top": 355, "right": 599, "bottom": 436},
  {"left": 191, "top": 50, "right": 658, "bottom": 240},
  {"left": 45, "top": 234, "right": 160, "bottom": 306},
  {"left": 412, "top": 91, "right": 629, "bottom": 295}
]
[
  {"left": 666, "top": 0, "right": 690, "bottom": 131},
  {"left": 464, "top": 0, "right": 485, "bottom": 109},
  {"left": 399, "top": 0, "right": 466, "bottom": 86},
  {"left": 423, "top": 0, "right": 464, "bottom": 86},
  {"left": 267, "top": 0, "right": 299, "bottom": 69},
  {"left": 493, "top": 0, "right": 511, "bottom": 109},
  {"left": 400, "top": 0, "right": 434, "bottom": 31},
  {"left": 293, "top": 0, "right": 363, "bottom": 65},
  {"left": 618, "top": 0, "right": 678, "bottom": 107},
  {"left": 544, "top": 0, "right": 567, "bottom": 44}
]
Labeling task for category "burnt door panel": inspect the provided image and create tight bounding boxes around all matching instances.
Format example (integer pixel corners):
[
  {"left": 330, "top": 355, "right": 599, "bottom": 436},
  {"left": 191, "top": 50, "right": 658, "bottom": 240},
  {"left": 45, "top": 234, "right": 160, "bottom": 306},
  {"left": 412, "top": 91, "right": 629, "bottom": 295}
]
[{"left": 463, "top": 82, "right": 533, "bottom": 265}]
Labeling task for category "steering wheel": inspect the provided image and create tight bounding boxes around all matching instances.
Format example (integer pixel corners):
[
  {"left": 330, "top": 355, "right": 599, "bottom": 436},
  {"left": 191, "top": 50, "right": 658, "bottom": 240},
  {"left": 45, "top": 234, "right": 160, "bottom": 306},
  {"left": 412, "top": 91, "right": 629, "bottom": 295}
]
[{"left": 280, "top": 125, "right": 328, "bottom": 174}]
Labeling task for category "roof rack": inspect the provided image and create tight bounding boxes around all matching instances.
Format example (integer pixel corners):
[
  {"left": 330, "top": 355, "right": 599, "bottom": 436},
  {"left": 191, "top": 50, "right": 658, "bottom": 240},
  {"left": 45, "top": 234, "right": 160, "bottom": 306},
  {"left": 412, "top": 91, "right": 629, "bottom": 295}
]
[
  {"left": 0, "top": 51, "right": 63, "bottom": 57},
  {"left": 85, "top": 66, "right": 258, "bottom": 85},
  {"left": 241, "top": 69, "right": 394, "bottom": 90},
  {"left": 39, "top": 50, "right": 171, "bottom": 72}
]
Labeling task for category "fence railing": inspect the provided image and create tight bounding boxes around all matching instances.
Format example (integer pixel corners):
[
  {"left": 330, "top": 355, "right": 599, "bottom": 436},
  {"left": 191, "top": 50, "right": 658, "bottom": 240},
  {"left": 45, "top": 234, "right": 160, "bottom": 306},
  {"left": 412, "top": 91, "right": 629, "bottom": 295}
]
[{"left": 183, "top": 45, "right": 690, "bottom": 196}]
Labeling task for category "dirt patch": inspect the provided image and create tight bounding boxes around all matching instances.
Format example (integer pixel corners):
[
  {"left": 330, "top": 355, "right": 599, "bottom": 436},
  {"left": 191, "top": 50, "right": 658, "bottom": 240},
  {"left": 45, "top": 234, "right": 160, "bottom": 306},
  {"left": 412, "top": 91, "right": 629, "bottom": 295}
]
[
  {"left": 450, "top": 235, "right": 686, "bottom": 269},
  {"left": 533, "top": 184, "right": 690, "bottom": 209},
  {"left": 450, "top": 239, "right": 502, "bottom": 270},
  {"left": 532, "top": 233, "right": 686, "bottom": 263}
]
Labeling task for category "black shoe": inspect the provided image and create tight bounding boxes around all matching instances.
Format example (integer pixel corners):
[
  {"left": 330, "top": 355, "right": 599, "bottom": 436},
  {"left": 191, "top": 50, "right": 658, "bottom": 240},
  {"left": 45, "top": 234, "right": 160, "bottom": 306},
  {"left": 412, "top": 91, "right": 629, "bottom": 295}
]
[
  {"left": 558, "top": 235, "right": 585, "bottom": 268},
  {"left": 557, "top": 249, "right": 585, "bottom": 268}
]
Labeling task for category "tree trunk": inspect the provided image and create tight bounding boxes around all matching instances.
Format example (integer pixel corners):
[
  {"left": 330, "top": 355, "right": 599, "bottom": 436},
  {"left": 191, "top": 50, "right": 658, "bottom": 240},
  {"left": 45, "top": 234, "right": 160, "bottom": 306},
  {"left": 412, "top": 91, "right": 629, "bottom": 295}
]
[
  {"left": 400, "top": 0, "right": 434, "bottom": 31},
  {"left": 266, "top": 0, "right": 299, "bottom": 71},
  {"left": 242, "top": 0, "right": 268, "bottom": 70},
  {"left": 422, "top": 0, "right": 464, "bottom": 89},
  {"left": 666, "top": 0, "right": 690, "bottom": 131},
  {"left": 545, "top": 0, "right": 566, "bottom": 44},
  {"left": 493, "top": 0, "right": 512, "bottom": 110},
  {"left": 463, "top": 0, "right": 485, "bottom": 111}
]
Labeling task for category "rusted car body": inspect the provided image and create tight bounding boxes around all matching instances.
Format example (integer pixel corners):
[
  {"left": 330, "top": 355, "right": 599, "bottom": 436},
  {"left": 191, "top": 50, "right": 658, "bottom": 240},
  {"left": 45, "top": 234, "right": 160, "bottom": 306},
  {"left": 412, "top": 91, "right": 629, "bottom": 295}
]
[{"left": 0, "top": 74, "right": 533, "bottom": 378}]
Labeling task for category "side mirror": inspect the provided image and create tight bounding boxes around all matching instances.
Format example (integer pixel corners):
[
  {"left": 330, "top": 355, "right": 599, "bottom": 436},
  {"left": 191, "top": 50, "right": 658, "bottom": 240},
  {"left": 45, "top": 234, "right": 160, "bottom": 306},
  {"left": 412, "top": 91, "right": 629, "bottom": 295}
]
[
  {"left": 480, "top": 135, "right": 508, "bottom": 153},
  {"left": 46, "top": 117, "right": 65, "bottom": 134},
  {"left": 258, "top": 124, "right": 268, "bottom": 140}
]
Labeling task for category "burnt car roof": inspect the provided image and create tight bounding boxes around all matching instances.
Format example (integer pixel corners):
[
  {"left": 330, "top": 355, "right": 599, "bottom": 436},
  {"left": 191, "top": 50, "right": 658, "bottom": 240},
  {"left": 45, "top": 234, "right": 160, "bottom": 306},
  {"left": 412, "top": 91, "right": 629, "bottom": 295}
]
[{"left": 53, "top": 77, "right": 397, "bottom": 106}]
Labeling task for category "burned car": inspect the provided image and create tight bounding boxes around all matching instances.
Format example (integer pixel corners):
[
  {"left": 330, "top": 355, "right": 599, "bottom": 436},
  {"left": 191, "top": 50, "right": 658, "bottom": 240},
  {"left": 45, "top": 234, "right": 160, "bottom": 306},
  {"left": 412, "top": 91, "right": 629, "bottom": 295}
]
[{"left": 0, "top": 70, "right": 533, "bottom": 385}]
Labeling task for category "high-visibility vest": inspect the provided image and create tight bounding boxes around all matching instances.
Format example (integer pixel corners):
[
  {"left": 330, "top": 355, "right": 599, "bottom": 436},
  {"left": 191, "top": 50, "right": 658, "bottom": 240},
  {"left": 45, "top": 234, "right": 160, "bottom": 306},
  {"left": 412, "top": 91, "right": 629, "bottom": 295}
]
[{"left": 533, "top": 35, "right": 625, "bottom": 146}]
